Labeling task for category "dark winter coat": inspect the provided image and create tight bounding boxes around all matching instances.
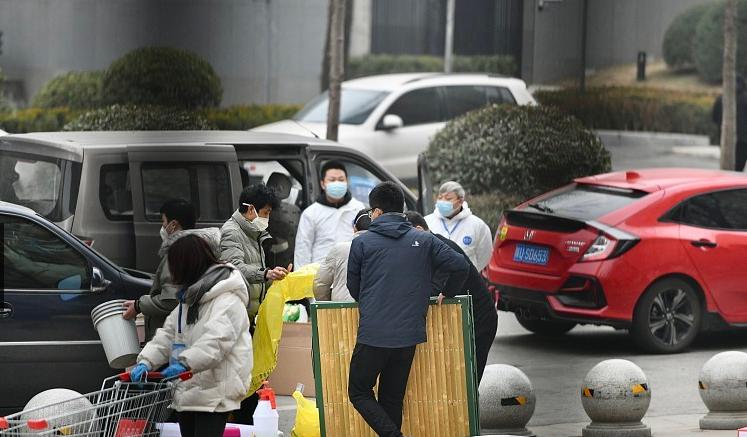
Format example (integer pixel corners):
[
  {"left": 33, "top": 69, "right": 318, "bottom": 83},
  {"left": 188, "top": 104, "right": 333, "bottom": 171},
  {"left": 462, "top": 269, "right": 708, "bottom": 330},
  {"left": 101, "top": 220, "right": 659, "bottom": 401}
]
[{"left": 347, "top": 213, "right": 469, "bottom": 348}]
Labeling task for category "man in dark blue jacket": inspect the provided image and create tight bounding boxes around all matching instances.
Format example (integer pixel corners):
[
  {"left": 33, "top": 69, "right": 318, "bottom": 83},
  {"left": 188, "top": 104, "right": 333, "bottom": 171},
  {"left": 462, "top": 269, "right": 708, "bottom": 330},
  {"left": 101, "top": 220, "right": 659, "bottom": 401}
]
[{"left": 347, "top": 181, "right": 469, "bottom": 437}]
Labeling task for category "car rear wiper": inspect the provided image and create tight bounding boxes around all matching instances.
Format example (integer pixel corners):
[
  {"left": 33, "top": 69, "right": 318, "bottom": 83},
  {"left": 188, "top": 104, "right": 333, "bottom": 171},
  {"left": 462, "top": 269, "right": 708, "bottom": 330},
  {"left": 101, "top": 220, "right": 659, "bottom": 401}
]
[{"left": 528, "top": 202, "right": 554, "bottom": 214}]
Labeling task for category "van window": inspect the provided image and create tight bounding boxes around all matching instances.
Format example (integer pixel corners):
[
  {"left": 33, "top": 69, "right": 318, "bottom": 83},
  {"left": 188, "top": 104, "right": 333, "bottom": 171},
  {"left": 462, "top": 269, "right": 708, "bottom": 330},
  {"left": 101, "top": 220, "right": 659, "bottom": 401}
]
[
  {"left": 100, "top": 164, "right": 132, "bottom": 221},
  {"left": 0, "top": 151, "right": 80, "bottom": 222},
  {"left": 2, "top": 215, "right": 90, "bottom": 290},
  {"left": 141, "top": 163, "right": 232, "bottom": 222}
]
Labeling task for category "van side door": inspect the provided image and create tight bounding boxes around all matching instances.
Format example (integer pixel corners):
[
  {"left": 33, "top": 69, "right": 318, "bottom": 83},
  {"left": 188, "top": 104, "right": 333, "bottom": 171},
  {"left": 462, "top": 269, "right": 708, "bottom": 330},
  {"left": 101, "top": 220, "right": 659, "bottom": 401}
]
[{"left": 127, "top": 145, "right": 242, "bottom": 272}]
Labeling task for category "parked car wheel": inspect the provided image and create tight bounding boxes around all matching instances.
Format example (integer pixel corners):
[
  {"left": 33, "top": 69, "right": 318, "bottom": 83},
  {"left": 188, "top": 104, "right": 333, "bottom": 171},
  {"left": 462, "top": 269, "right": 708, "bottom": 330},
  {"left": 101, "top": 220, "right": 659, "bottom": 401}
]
[
  {"left": 631, "top": 278, "right": 702, "bottom": 354},
  {"left": 515, "top": 314, "right": 576, "bottom": 336}
]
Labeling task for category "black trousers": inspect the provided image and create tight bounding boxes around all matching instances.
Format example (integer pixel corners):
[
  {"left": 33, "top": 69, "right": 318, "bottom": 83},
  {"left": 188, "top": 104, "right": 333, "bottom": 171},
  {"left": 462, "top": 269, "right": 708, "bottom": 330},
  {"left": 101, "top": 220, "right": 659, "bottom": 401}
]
[
  {"left": 738, "top": 141, "right": 747, "bottom": 171},
  {"left": 232, "top": 392, "right": 260, "bottom": 425},
  {"left": 348, "top": 343, "right": 417, "bottom": 437},
  {"left": 178, "top": 411, "right": 229, "bottom": 437},
  {"left": 474, "top": 311, "right": 498, "bottom": 384}
]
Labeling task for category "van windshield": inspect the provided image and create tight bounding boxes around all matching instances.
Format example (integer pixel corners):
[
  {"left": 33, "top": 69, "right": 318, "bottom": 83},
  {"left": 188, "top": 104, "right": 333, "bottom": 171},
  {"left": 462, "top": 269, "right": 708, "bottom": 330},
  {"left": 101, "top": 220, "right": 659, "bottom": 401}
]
[
  {"left": 0, "top": 151, "right": 79, "bottom": 222},
  {"left": 294, "top": 89, "right": 389, "bottom": 125}
]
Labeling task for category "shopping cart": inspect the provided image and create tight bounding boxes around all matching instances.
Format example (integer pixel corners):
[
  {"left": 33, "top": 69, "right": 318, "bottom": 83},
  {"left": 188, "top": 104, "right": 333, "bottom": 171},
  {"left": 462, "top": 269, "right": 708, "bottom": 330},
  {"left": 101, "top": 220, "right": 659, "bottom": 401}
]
[{"left": 0, "top": 371, "right": 192, "bottom": 437}]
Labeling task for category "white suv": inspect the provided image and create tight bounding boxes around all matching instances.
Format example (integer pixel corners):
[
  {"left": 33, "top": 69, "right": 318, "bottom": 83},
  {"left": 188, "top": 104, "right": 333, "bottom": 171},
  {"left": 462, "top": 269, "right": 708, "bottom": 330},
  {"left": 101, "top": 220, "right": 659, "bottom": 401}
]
[{"left": 252, "top": 73, "right": 536, "bottom": 182}]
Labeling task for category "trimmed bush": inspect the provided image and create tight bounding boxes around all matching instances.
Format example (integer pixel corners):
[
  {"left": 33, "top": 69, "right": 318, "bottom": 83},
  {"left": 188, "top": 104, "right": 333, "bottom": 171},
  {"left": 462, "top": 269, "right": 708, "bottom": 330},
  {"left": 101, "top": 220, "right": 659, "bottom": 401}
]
[
  {"left": 347, "top": 54, "right": 517, "bottom": 79},
  {"left": 64, "top": 105, "right": 213, "bottom": 131},
  {"left": 535, "top": 87, "right": 719, "bottom": 142},
  {"left": 693, "top": 0, "right": 747, "bottom": 83},
  {"left": 0, "top": 108, "right": 79, "bottom": 133},
  {"left": 203, "top": 104, "right": 302, "bottom": 130},
  {"left": 101, "top": 47, "right": 223, "bottom": 108},
  {"left": 426, "top": 105, "right": 611, "bottom": 200},
  {"left": 663, "top": 3, "right": 715, "bottom": 69},
  {"left": 32, "top": 71, "right": 104, "bottom": 109},
  {"left": 0, "top": 67, "right": 11, "bottom": 115}
]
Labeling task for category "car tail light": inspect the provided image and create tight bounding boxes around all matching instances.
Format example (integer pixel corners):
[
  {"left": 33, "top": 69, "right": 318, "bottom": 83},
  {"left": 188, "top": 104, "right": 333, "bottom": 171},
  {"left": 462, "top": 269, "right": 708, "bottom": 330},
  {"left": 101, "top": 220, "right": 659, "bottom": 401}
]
[
  {"left": 495, "top": 215, "right": 508, "bottom": 246},
  {"left": 580, "top": 231, "right": 639, "bottom": 262}
]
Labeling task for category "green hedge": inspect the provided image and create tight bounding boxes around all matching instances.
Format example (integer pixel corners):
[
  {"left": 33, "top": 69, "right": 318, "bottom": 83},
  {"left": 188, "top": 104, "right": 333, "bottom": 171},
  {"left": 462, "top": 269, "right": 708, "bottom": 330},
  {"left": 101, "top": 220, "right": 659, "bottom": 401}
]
[
  {"left": 102, "top": 47, "right": 223, "bottom": 109},
  {"left": 427, "top": 105, "right": 611, "bottom": 199},
  {"left": 32, "top": 71, "right": 104, "bottom": 109},
  {"left": 663, "top": 3, "right": 714, "bottom": 70},
  {"left": 202, "top": 104, "right": 301, "bottom": 130},
  {"left": 63, "top": 105, "right": 213, "bottom": 131},
  {"left": 534, "top": 87, "right": 719, "bottom": 142},
  {"left": 693, "top": 0, "right": 747, "bottom": 83},
  {"left": 347, "top": 54, "right": 517, "bottom": 79},
  {"left": 0, "top": 104, "right": 300, "bottom": 133},
  {"left": 0, "top": 108, "right": 80, "bottom": 133}
]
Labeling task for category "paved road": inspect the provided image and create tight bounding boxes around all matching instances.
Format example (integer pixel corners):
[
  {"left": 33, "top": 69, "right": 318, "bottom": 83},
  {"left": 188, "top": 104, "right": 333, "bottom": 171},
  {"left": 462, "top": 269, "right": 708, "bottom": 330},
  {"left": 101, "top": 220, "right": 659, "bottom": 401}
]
[
  {"left": 488, "top": 313, "right": 747, "bottom": 430},
  {"left": 604, "top": 138, "right": 719, "bottom": 171}
]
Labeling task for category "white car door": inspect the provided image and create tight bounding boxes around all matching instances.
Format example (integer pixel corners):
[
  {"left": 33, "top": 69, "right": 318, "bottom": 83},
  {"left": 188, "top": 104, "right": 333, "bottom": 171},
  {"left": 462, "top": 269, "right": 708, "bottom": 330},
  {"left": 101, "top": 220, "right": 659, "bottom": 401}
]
[{"left": 364, "top": 87, "right": 446, "bottom": 182}]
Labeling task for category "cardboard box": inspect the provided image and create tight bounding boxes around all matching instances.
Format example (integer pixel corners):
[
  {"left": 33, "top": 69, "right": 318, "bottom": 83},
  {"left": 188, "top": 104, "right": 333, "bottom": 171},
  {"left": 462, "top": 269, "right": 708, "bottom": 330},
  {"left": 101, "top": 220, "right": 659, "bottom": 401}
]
[{"left": 268, "top": 322, "right": 315, "bottom": 397}]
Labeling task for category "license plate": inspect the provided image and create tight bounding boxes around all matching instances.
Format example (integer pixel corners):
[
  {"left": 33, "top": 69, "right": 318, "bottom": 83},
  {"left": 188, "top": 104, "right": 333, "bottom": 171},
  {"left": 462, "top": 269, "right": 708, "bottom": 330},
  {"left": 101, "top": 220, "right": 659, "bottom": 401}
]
[{"left": 513, "top": 243, "right": 550, "bottom": 266}]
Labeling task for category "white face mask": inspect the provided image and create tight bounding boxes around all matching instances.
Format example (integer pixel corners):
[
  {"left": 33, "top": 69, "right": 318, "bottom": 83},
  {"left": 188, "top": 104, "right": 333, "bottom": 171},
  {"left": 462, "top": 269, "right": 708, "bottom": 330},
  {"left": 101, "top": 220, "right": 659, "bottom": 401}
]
[
  {"left": 252, "top": 216, "right": 269, "bottom": 231},
  {"left": 159, "top": 226, "right": 169, "bottom": 242},
  {"left": 243, "top": 203, "right": 269, "bottom": 231}
]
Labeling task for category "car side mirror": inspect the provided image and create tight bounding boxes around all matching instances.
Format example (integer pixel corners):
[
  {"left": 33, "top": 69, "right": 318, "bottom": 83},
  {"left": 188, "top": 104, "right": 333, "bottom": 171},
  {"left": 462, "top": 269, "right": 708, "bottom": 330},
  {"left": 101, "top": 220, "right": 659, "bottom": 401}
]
[
  {"left": 91, "top": 267, "right": 111, "bottom": 294},
  {"left": 379, "top": 114, "right": 404, "bottom": 131}
]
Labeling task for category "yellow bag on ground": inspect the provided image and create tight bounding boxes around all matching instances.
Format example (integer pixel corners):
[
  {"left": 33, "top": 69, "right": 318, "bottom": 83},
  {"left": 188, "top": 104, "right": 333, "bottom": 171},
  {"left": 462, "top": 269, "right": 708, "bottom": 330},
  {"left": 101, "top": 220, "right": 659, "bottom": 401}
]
[
  {"left": 249, "top": 263, "right": 318, "bottom": 394},
  {"left": 291, "top": 389, "right": 321, "bottom": 437}
]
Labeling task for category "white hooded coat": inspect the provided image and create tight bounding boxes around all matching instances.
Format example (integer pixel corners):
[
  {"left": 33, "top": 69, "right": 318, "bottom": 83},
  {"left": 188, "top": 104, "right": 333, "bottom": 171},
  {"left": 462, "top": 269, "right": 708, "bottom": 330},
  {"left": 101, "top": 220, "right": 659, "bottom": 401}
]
[
  {"left": 137, "top": 267, "right": 253, "bottom": 413},
  {"left": 294, "top": 196, "right": 365, "bottom": 268},
  {"left": 425, "top": 201, "right": 493, "bottom": 271}
]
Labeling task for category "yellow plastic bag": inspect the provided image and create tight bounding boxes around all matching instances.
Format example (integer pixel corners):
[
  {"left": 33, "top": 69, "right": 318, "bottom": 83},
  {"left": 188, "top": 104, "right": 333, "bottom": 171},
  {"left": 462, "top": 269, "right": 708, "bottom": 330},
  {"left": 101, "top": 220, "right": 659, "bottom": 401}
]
[
  {"left": 249, "top": 263, "right": 318, "bottom": 394},
  {"left": 291, "top": 389, "right": 321, "bottom": 437}
]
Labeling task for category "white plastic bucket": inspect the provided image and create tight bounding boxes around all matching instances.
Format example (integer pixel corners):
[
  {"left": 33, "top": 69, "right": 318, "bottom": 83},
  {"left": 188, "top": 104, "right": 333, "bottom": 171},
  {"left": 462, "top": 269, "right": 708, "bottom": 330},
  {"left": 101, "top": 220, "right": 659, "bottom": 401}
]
[{"left": 91, "top": 300, "right": 141, "bottom": 369}]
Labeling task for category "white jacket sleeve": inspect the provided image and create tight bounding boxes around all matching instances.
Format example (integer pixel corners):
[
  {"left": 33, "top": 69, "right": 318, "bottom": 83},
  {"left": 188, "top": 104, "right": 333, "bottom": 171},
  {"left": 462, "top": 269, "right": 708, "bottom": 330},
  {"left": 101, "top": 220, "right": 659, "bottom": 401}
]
[
  {"left": 178, "top": 295, "right": 245, "bottom": 373},
  {"left": 474, "top": 221, "right": 494, "bottom": 271},
  {"left": 138, "top": 307, "right": 177, "bottom": 370},
  {"left": 294, "top": 209, "right": 315, "bottom": 268}
]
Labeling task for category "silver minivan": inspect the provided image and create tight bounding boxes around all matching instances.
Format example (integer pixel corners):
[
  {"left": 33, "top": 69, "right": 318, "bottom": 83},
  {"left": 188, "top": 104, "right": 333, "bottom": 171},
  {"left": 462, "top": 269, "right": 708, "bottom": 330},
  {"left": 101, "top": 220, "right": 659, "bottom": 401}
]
[{"left": 0, "top": 131, "right": 421, "bottom": 273}]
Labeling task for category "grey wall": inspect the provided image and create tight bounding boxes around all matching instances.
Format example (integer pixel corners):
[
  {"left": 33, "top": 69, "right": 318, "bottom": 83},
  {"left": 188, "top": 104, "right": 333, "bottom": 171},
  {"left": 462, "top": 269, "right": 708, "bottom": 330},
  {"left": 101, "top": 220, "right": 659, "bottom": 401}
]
[
  {"left": 0, "top": 0, "right": 327, "bottom": 106},
  {"left": 522, "top": 0, "right": 717, "bottom": 84}
]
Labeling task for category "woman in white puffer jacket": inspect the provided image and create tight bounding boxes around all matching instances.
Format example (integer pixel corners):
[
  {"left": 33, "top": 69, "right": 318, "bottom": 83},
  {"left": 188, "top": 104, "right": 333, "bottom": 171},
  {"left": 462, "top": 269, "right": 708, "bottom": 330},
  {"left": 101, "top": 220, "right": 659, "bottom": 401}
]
[{"left": 130, "top": 234, "right": 253, "bottom": 437}]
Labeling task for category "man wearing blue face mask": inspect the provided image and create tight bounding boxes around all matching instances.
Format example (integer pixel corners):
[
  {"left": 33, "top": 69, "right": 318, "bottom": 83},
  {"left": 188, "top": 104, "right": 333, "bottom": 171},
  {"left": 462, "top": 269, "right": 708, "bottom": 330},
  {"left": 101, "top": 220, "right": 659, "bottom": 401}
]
[
  {"left": 425, "top": 181, "right": 493, "bottom": 271},
  {"left": 294, "top": 160, "right": 365, "bottom": 267}
]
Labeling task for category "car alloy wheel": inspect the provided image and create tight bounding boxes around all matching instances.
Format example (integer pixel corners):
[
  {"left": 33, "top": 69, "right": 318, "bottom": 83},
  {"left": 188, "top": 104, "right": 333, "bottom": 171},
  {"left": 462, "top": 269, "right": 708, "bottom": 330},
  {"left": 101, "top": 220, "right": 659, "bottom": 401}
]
[{"left": 632, "top": 277, "right": 702, "bottom": 353}]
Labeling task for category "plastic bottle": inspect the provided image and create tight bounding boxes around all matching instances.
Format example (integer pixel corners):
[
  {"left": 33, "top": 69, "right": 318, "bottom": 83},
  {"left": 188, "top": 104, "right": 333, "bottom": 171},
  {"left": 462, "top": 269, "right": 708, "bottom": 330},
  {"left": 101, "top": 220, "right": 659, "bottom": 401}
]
[{"left": 252, "top": 381, "right": 278, "bottom": 437}]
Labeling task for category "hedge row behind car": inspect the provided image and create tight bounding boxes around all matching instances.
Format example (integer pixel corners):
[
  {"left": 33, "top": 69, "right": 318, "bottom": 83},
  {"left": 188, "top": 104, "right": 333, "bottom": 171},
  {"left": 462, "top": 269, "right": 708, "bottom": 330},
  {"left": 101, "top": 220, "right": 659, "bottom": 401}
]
[
  {"left": 347, "top": 54, "right": 518, "bottom": 78},
  {"left": 534, "top": 86, "right": 719, "bottom": 143},
  {"left": 0, "top": 105, "right": 301, "bottom": 133}
]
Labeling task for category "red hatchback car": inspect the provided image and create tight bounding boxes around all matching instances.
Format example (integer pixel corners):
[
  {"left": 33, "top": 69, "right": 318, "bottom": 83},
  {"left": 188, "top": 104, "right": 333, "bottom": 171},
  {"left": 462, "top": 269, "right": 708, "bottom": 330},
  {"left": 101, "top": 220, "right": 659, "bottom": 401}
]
[{"left": 487, "top": 168, "right": 747, "bottom": 353}]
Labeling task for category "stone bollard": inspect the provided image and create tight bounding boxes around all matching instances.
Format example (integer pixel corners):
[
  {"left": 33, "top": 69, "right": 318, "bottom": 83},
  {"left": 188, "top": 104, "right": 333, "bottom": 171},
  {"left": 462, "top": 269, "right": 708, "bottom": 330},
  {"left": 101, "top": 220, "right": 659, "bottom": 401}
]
[
  {"left": 699, "top": 351, "right": 747, "bottom": 429},
  {"left": 479, "top": 364, "right": 536, "bottom": 437},
  {"left": 580, "top": 359, "right": 651, "bottom": 437}
]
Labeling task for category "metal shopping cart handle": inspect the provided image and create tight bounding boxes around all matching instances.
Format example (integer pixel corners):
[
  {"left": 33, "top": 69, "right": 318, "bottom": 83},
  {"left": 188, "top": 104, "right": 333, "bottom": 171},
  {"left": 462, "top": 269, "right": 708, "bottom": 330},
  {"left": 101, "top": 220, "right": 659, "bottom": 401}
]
[{"left": 118, "top": 370, "right": 193, "bottom": 383}]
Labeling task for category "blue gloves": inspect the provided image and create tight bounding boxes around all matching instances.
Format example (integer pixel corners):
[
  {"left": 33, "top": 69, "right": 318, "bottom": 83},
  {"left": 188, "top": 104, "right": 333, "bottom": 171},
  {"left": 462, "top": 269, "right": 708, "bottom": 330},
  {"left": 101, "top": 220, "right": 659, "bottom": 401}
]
[
  {"left": 129, "top": 363, "right": 149, "bottom": 382},
  {"left": 161, "top": 363, "right": 188, "bottom": 379}
]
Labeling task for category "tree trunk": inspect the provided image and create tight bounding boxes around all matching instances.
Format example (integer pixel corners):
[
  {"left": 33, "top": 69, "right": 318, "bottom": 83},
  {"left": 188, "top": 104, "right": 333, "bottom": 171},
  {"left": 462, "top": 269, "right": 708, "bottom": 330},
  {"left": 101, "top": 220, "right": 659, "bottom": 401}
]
[
  {"left": 321, "top": 0, "right": 353, "bottom": 92},
  {"left": 721, "top": 0, "right": 737, "bottom": 170},
  {"left": 444, "top": 0, "right": 455, "bottom": 73},
  {"left": 326, "top": 0, "right": 346, "bottom": 141}
]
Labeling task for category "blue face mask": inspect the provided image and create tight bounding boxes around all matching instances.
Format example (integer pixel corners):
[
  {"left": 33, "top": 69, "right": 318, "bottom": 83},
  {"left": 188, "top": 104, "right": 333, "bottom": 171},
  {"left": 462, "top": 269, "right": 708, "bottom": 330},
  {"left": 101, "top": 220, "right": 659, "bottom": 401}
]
[
  {"left": 325, "top": 181, "right": 348, "bottom": 200},
  {"left": 436, "top": 200, "right": 455, "bottom": 217}
]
